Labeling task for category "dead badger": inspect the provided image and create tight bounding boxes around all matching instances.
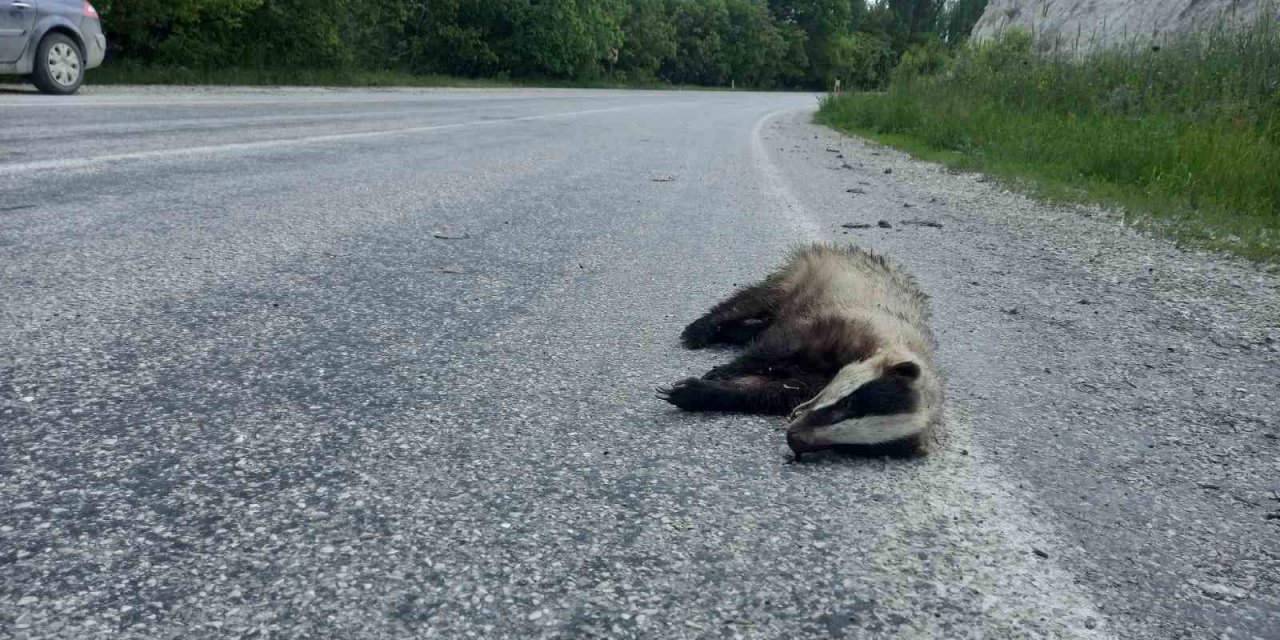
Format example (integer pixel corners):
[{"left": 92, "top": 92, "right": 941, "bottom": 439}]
[{"left": 658, "top": 244, "right": 942, "bottom": 458}]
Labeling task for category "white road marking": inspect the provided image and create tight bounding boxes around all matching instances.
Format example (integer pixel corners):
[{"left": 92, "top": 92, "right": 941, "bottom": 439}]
[
  {"left": 0, "top": 102, "right": 692, "bottom": 175},
  {"left": 749, "top": 110, "right": 1115, "bottom": 637},
  {"left": 750, "top": 108, "right": 823, "bottom": 239},
  {"left": 0, "top": 90, "right": 600, "bottom": 109}
]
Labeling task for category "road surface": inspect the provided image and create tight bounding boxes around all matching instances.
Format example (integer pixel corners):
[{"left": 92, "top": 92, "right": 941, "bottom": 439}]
[{"left": 1, "top": 86, "right": 1277, "bottom": 639}]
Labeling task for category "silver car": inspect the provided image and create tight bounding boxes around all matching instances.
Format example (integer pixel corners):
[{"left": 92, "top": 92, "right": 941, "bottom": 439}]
[{"left": 0, "top": 0, "right": 105, "bottom": 94}]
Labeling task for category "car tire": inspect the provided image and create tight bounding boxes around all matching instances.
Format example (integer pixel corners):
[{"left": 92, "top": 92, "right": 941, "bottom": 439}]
[{"left": 31, "top": 33, "right": 85, "bottom": 95}]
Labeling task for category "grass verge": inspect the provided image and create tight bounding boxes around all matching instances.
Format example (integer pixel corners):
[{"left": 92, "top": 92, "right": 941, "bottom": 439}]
[
  {"left": 816, "top": 21, "right": 1280, "bottom": 262},
  {"left": 86, "top": 61, "right": 720, "bottom": 91}
]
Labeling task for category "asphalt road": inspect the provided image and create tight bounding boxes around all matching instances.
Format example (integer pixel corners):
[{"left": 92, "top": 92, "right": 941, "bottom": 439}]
[{"left": 1, "top": 86, "right": 1277, "bottom": 639}]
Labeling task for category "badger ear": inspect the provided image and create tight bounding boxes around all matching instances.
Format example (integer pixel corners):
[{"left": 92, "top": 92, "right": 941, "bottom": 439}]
[{"left": 887, "top": 361, "right": 921, "bottom": 380}]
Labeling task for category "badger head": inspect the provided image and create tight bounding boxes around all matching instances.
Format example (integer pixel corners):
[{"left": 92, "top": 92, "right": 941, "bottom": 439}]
[{"left": 786, "top": 350, "right": 932, "bottom": 457}]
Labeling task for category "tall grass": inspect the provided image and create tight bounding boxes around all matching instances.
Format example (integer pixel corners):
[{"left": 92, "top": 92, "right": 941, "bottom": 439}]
[{"left": 817, "top": 12, "right": 1280, "bottom": 261}]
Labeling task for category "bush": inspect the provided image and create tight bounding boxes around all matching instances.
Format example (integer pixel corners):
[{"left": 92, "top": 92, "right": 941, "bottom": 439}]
[{"left": 894, "top": 37, "right": 951, "bottom": 81}]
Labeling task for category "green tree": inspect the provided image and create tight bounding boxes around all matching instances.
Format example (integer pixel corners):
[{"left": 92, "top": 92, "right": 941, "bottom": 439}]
[
  {"left": 512, "top": 0, "right": 624, "bottom": 78},
  {"left": 722, "top": 0, "right": 788, "bottom": 86},
  {"left": 768, "top": 0, "right": 854, "bottom": 87},
  {"left": 239, "top": 0, "right": 352, "bottom": 69},
  {"left": 663, "top": 0, "right": 730, "bottom": 85},
  {"left": 98, "top": 0, "right": 263, "bottom": 65},
  {"left": 835, "top": 30, "right": 893, "bottom": 88},
  {"left": 408, "top": 0, "right": 514, "bottom": 77},
  {"left": 885, "top": 0, "right": 946, "bottom": 57},
  {"left": 619, "top": 0, "right": 678, "bottom": 80},
  {"left": 343, "top": 1, "right": 418, "bottom": 70},
  {"left": 939, "top": 0, "right": 989, "bottom": 45}
]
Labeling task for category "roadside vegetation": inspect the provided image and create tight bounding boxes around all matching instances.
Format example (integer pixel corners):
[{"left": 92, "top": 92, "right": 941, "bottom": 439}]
[
  {"left": 817, "top": 12, "right": 1280, "bottom": 261},
  {"left": 89, "top": 0, "right": 987, "bottom": 91}
]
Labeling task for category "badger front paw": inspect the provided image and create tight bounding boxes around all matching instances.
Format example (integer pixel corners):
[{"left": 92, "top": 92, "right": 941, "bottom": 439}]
[
  {"left": 656, "top": 378, "right": 717, "bottom": 411},
  {"left": 679, "top": 316, "right": 718, "bottom": 349}
]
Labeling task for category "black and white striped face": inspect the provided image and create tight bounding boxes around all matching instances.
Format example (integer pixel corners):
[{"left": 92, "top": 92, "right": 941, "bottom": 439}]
[{"left": 786, "top": 356, "right": 927, "bottom": 454}]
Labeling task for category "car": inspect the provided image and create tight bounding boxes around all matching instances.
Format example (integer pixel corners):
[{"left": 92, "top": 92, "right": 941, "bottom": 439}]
[{"left": 0, "top": 0, "right": 105, "bottom": 95}]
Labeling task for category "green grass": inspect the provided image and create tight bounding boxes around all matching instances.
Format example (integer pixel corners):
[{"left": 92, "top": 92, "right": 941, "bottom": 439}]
[
  {"left": 86, "top": 60, "right": 723, "bottom": 91},
  {"left": 816, "top": 16, "right": 1280, "bottom": 262}
]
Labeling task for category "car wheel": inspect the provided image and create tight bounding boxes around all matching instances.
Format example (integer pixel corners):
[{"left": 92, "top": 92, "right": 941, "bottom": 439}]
[{"left": 31, "top": 33, "right": 84, "bottom": 95}]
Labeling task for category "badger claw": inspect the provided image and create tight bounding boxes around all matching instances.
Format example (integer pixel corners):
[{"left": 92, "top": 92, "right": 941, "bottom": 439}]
[{"left": 658, "top": 378, "right": 716, "bottom": 411}]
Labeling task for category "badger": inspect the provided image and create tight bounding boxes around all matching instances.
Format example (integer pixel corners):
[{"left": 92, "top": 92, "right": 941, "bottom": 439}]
[{"left": 658, "top": 243, "right": 942, "bottom": 458}]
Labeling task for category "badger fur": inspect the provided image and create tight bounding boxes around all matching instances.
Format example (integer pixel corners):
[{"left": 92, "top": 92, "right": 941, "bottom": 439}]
[{"left": 658, "top": 244, "right": 942, "bottom": 458}]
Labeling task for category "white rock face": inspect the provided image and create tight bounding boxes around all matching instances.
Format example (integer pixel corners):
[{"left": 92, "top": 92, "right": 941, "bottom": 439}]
[{"left": 972, "top": 0, "right": 1278, "bottom": 54}]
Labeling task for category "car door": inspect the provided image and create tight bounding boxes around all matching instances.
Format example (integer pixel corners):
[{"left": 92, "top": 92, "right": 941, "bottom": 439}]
[{"left": 0, "top": 0, "right": 38, "bottom": 63}]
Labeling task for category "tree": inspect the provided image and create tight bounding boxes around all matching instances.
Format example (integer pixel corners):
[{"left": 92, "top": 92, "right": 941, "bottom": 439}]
[
  {"left": 509, "top": 0, "right": 625, "bottom": 78},
  {"left": 768, "top": 0, "right": 856, "bottom": 87},
  {"left": 722, "top": 0, "right": 788, "bottom": 87},
  {"left": 93, "top": 0, "right": 971, "bottom": 89},
  {"left": 239, "top": 0, "right": 352, "bottom": 69},
  {"left": 940, "top": 0, "right": 989, "bottom": 46},
  {"left": 408, "top": 0, "right": 515, "bottom": 77},
  {"left": 663, "top": 0, "right": 730, "bottom": 86},
  {"left": 98, "top": 0, "right": 263, "bottom": 65},
  {"left": 885, "top": 0, "right": 946, "bottom": 57},
  {"left": 619, "top": 0, "right": 678, "bottom": 80}
]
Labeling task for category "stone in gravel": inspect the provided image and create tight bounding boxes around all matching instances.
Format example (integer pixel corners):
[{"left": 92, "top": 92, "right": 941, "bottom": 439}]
[
  {"left": 651, "top": 175, "right": 677, "bottom": 182},
  {"left": 1032, "top": 547, "right": 1049, "bottom": 559},
  {"left": 826, "top": 148, "right": 840, "bottom": 153},
  {"left": 846, "top": 188, "right": 866, "bottom": 194},
  {"left": 903, "top": 203, "right": 914, "bottom": 208},
  {"left": 841, "top": 223, "right": 872, "bottom": 229},
  {"left": 1085, "top": 618, "right": 1097, "bottom": 630},
  {"left": 901, "top": 220, "right": 943, "bottom": 228},
  {"left": 883, "top": 168, "right": 893, "bottom": 174},
  {"left": 1002, "top": 307, "right": 1020, "bottom": 315},
  {"left": 1196, "top": 582, "right": 1247, "bottom": 601},
  {"left": 878, "top": 220, "right": 893, "bottom": 228},
  {"left": 433, "top": 230, "right": 469, "bottom": 240}
]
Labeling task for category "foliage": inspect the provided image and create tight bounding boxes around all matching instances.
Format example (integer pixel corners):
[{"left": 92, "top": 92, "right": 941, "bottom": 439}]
[
  {"left": 617, "top": 0, "right": 676, "bottom": 80},
  {"left": 94, "top": 0, "right": 993, "bottom": 90},
  {"left": 939, "top": 0, "right": 988, "bottom": 45},
  {"left": 893, "top": 36, "right": 951, "bottom": 80},
  {"left": 662, "top": 0, "right": 730, "bottom": 86},
  {"left": 817, "top": 17, "right": 1280, "bottom": 260}
]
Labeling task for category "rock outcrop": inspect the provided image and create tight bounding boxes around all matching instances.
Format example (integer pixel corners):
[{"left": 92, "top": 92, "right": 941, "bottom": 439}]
[{"left": 972, "top": 0, "right": 1278, "bottom": 54}]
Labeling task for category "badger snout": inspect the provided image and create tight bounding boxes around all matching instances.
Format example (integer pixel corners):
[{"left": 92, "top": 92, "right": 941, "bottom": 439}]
[{"left": 786, "top": 426, "right": 833, "bottom": 459}]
